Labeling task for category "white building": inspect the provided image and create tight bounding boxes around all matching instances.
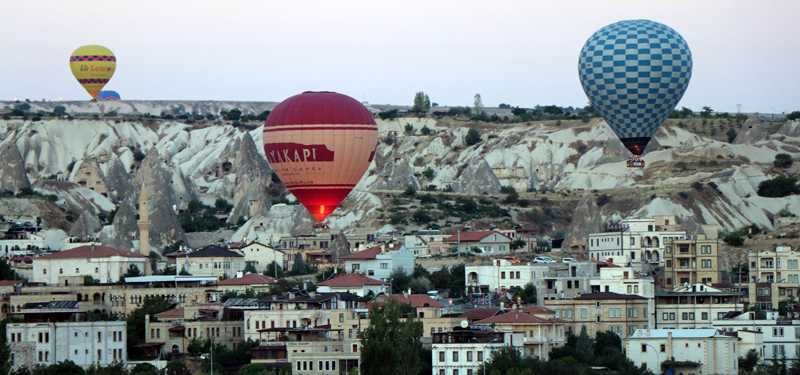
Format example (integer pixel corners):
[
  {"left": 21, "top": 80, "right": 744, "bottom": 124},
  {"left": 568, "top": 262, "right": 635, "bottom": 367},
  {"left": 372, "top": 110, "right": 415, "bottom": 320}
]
[
  {"left": 655, "top": 284, "right": 743, "bottom": 329},
  {"left": 1, "top": 232, "right": 46, "bottom": 256},
  {"left": 341, "top": 245, "right": 414, "bottom": 281},
  {"left": 6, "top": 301, "right": 127, "bottom": 370},
  {"left": 183, "top": 245, "right": 247, "bottom": 278},
  {"left": 465, "top": 258, "right": 547, "bottom": 294},
  {"left": 432, "top": 329, "right": 524, "bottom": 375},
  {"left": 588, "top": 216, "right": 686, "bottom": 270},
  {"left": 316, "top": 274, "right": 387, "bottom": 297},
  {"left": 445, "top": 231, "right": 512, "bottom": 256},
  {"left": 713, "top": 311, "right": 800, "bottom": 364},
  {"left": 590, "top": 266, "right": 656, "bottom": 327},
  {"left": 625, "top": 329, "right": 738, "bottom": 375},
  {"left": 32, "top": 245, "right": 147, "bottom": 286},
  {"left": 402, "top": 231, "right": 449, "bottom": 258},
  {"left": 232, "top": 241, "right": 286, "bottom": 273}
]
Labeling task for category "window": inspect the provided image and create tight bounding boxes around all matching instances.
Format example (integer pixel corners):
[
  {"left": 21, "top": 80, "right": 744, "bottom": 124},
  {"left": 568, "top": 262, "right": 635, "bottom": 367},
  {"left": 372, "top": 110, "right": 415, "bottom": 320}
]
[
  {"left": 453, "top": 370, "right": 459, "bottom": 375},
  {"left": 700, "top": 245, "right": 712, "bottom": 254},
  {"left": 701, "top": 312, "right": 708, "bottom": 321},
  {"left": 641, "top": 344, "right": 647, "bottom": 352},
  {"left": 477, "top": 351, "right": 484, "bottom": 362},
  {"left": 579, "top": 308, "right": 588, "bottom": 319},
  {"left": 627, "top": 307, "right": 638, "bottom": 318},
  {"left": 380, "top": 263, "right": 388, "bottom": 269},
  {"left": 59, "top": 268, "right": 63, "bottom": 274},
  {"left": 452, "top": 351, "right": 459, "bottom": 362},
  {"left": 774, "top": 327, "right": 784, "bottom": 337},
  {"left": 701, "top": 259, "right": 712, "bottom": 269},
  {"left": 660, "top": 344, "right": 666, "bottom": 352},
  {"left": 788, "top": 259, "right": 799, "bottom": 270},
  {"left": 501, "top": 272, "right": 506, "bottom": 279},
  {"left": 467, "top": 351, "right": 473, "bottom": 361},
  {"left": 438, "top": 351, "right": 445, "bottom": 362},
  {"left": 98, "top": 332, "right": 102, "bottom": 343},
  {"left": 608, "top": 308, "right": 622, "bottom": 318}
]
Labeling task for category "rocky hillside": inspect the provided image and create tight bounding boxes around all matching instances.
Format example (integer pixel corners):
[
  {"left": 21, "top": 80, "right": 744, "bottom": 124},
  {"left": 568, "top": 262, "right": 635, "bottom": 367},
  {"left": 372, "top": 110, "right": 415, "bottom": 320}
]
[{"left": 1, "top": 101, "right": 798, "bottom": 251}]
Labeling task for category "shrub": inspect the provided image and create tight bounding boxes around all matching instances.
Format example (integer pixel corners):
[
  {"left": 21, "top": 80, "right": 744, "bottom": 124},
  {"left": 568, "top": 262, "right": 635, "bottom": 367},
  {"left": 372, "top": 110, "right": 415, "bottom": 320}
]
[
  {"left": 726, "top": 128, "right": 737, "bottom": 143},
  {"left": 757, "top": 176, "right": 800, "bottom": 198},
  {"left": 774, "top": 153, "right": 793, "bottom": 169},
  {"left": 378, "top": 109, "right": 399, "bottom": 120},
  {"left": 422, "top": 167, "right": 435, "bottom": 180},
  {"left": 464, "top": 128, "right": 481, "bottom": 146},
  {"left": 420, "top": 126, "right": 432, "bottom": 135},
  {"left": 787, "top": 111, "right": 800, "bottom": 121}
]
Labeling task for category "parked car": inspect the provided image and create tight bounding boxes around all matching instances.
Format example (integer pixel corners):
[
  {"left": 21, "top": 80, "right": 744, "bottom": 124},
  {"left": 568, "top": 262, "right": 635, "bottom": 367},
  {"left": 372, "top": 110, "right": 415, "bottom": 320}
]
[
  {"left": 561, "top": 257, "right": 576, "bottom": 263},
  {"left": 534, "top": 256, "right": 556, "bottom": 264}
]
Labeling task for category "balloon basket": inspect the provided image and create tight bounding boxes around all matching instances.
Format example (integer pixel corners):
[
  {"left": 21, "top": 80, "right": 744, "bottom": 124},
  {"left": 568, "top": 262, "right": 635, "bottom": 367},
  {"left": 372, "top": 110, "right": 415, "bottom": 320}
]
[
  {"left": 626, "top": 157, "right": 645, "bottom": 168},
  {"left": 313, "top": 222, "right": 329, "bottom": 230}
]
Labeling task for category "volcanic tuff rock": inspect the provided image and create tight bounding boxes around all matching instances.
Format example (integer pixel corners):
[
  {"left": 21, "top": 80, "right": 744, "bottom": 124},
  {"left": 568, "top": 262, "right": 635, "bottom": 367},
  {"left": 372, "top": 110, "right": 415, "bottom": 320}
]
[
  {"left": 452, "top": 158, "right": 502, "bottom": 195},
  {"left": 227, "top": 133, "right": 278, "bottom": 224},
  {"left": 102, "top": 156, "right": 136, "bottom": 203},
  {"left": 69, "top": 211, "right": 103, "bottom": 239},
  {"left": 370, "top": 155, "right": 420, "bottom": 191},
  {"left": 0, "top": 140, "right": 31, "bottom": 193},
  {"left": 131, "top": 149, "right": 187, "bottom": 250}
]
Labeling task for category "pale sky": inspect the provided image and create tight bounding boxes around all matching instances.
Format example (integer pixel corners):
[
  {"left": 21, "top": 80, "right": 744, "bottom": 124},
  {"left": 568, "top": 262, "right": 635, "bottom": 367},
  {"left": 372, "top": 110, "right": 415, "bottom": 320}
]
[{"left": 2, "top": 0, "right": 799, "bottom": 113}]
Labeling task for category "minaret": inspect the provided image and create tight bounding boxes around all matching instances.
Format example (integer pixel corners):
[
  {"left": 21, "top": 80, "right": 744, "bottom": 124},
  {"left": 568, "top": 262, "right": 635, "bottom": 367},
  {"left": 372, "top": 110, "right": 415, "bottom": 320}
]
[{"left": 138, "top": 185, "right": 152, "bottom": 274}]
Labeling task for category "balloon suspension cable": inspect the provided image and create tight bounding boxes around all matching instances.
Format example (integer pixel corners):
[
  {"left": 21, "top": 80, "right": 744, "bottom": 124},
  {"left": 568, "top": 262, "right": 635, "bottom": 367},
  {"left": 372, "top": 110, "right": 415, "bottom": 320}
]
[{"left": 626, "top": 156, "right": 645, "bottom": 168}]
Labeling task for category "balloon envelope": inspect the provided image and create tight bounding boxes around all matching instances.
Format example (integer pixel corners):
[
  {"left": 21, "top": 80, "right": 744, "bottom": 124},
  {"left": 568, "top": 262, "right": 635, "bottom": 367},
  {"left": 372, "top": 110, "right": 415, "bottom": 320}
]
[
  {"left": 578, "top": 20, "right": 692, "bottom": 156},
  {"left": 69, "top": 45, "right": 116, "bottom": 99},
  {"left": 263, "top": 91, "right": 378, "bottom": 222},
  {"left": 97, "top": 90, "right": 121, "bottom": 101}
]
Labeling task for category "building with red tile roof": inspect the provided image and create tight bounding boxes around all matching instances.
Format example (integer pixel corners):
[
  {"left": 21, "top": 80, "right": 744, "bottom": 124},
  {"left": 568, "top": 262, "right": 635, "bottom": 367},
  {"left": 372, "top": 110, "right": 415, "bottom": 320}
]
[
  {"left": 340, "top": 246, "right": 382, "bottom": 261},
  {"left": 32, "top": 245, "right": 147, "bottom": 286},
  {"left": 217, "top": 273, "right": 276, "bottom": 293},
  {"left": 316, "top": 273, "right": 386, "bottom": 297},
  {"left": 341, "top": 244, "right": 414, "bottom": 282},
  {"left": 444, "top": 231, "right": 512, "bottom": 255},
  {"left": 473, "top": 309, "right": 565, "bottom": 360}
]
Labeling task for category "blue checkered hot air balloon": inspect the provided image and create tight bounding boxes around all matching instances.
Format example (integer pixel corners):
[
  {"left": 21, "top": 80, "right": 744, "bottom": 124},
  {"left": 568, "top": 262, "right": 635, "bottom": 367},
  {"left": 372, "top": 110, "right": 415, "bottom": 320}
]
[
  {"left": 97, "top": 90, "right": 121, "bottom": 101},
  {"left": 578, "top": 20, "right": 692, "bottom": 166}
]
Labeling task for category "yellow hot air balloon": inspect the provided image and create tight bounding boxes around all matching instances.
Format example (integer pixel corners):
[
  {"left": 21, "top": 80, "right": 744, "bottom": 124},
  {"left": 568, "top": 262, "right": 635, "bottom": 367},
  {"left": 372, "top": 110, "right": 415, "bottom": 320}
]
[{"left": 69, "top": 45, "right": 116, "bottom": 99}]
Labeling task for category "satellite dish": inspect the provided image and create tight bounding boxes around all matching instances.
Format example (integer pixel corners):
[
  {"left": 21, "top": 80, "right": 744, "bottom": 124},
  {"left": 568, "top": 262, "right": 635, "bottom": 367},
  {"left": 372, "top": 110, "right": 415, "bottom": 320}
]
[{"left": 460, "top": 320, "right": 469, "bottom": 329}]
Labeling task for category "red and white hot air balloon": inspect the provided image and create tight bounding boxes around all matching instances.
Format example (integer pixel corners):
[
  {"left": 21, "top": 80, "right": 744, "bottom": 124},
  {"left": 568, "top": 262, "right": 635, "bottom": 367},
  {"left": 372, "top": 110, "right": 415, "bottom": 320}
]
[{"left": 263, "top": 91, "right": 378, "bottom": 222}]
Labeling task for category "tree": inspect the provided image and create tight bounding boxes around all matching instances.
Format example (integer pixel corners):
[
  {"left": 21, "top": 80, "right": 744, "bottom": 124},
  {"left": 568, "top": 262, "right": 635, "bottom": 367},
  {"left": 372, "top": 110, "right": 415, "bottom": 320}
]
[
  {"left": 1, "top": 319, "right": 11, "bottom": 375},
  {"left": 757, "top": 176, "right": 800, "bottom": 198},
  {"left": 264, "top": 261, "right": 284, "bottom": 278},
  {"left": 408, "top": 276, "right": 433, "bottom": 294},
  {"left": 130, "top": 363, "right": 159, "bottom": 375},
  {"left": 700, "top": 106, "right": 714, "bottom": 118},
  {"left": 774, "top": 153, "right": 794, "bottom": 169},
  {"left": 124, "top": 264, "right": 141, "bottom": 278},
  {"left": 403, "top": 184, "right": 417, "bottom": 197},
  {"left": 222, "top": 108, "right": 242, "bottom": 121},
  {"left": 53, "top": 105, "right": 67, "bottom": 116},
  {"left": 510, "top": 239, "right": 526, "bottom": 250},
  {"left": 127, "top": 296, "right": 174, "bottom": 360},
  {"left": 509, "top": 283, "right": 537, "bottom": 304},
  {"left": 473, "top": 94, "right": 484, "bottom": 115},
  {"left": 739, "top": 349, "right": 760, "bottom": 373},
  {"left": 86, "top": 362, "right": 128, "bottom": 375},
  {"left": 412, "top": 92, "right": 431, "bottom": 113},
  {"left": 465, "top": 128, "right": 482, "bottom": 146},
  {"left": 164, "top": 360, "right": 191, "bottom": 375},
  {"left": 726, "top": 128, "right": 738, "bottom": 143},
  {"left": 404, "top": 123, "right": 414, "bottom": 134},
  {"left": 0, "top": 259, "right": 20, "bottom": 280},
  {"left": 412, "top": 209, "right": 432, "bottom": 225},
  {"left": 420, "top": 126, "right": 432, "bottom": 135},
  {"left": 361, "top": 302, "right": 424, "bottom": 375},
  {"left": 422, "top": 167, "right": 435, "bottom": 180},
  {"left": 390, "top": 269, "right": 412, "bottom": 293},
  {"left": 243, "top": 262, "right": 258, "bottom": 274},
  {"left": 786, "top": 111, "right": 800, "bottom": 121}
]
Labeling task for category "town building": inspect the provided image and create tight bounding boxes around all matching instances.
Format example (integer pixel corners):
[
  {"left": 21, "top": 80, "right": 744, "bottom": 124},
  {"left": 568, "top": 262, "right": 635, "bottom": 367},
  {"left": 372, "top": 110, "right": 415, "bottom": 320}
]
[
  {"left": 144, "top": 304, "right": 244, "bottom": 355},
  {"left": 0, "top": 279, "right": 21, "bottom": 319},
  {"left": 182, "top": 245, "right": 246, "bottom": 279},
  {"left": 1, "top": 231, "right": 46, "bottom": 257},
  {"left": 341, "top": 244, "right": 414, "bottom": 281},
  {"left": 472, "top": 309, "right": 565, "bottom": 360},
  {"left": 216, "top": 273, "right": 276, "bottom": 294},
  {"left": 230, "top": 241, "right": 286, "bottom": 273},
  {"left": 431, "top": 328, "right": 524, "bottom": 375},
  {"left": 6, "top": 301, "right": 127, "bottom": 370},
  {"left": 587, "top": 216, "right": 686, "bottom": 270},
  {"left": 316, "top": 273, "right": 387, "bottom": 297},
  {"left": 589, "top": 266, "right": 655, "bottom": 326},
  {"left": 660, "top": 231, "right": 722, "bottom": 289},
  {"left": 402, "top": 230, "right": 448, "bottom": 258},
  {"left": 655, "top": 284, "right": 742, "bottom": 329},
  {"left": 249, "top": 327, "right": 360, "bottom": 374},
  {"left": 32, "top": 245, "right": 147, "bottom": 286},
  {"left": 713, "top": 310, "right": 800, "bottom": 364},
  {"left": 466, "top": 258, "right": 598, "bottom": 304},
  {"left": 745, "top": 246, "right": 800, "bottom": 310},
  {"left": 444, "top": 231, "right": 512, "bottom": 256},
  {"left": 544, "top": 292, "right": 650, "bottom": 339},
  {"left": 625, "top": 329, "right": 738, "bottom": 375}
]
